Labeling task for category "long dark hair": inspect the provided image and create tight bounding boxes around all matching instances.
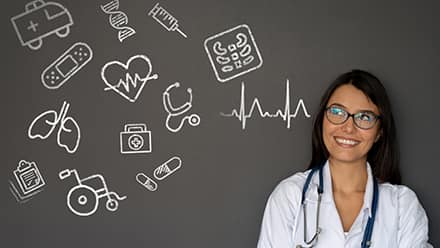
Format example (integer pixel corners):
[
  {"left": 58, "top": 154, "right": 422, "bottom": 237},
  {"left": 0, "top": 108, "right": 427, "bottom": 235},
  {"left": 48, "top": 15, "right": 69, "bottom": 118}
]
[{"left": 308, "top": 69, "right": 401, "bottom": 184}]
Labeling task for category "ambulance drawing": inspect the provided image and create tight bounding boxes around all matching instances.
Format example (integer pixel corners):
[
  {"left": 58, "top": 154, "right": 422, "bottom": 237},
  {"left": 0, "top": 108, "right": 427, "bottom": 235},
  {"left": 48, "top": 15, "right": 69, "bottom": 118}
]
[{"left": 11, "top": 0, "right": 73, "bottom": 50}]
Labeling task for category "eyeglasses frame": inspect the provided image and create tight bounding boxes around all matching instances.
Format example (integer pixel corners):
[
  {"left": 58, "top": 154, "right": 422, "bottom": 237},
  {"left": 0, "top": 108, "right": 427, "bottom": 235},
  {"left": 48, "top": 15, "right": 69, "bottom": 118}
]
[{"left": 325, "top": 105, "right": 381, "bottom": 130}]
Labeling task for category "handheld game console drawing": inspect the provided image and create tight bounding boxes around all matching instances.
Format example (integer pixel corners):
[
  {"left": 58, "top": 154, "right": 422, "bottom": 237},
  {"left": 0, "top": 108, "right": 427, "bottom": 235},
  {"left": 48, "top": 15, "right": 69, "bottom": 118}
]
[
  {"left": 11, "top": 0, "right": 73, "bottom": 50},
  {"left": 41, "top": 42, "right": 93, "bottom": 89}
]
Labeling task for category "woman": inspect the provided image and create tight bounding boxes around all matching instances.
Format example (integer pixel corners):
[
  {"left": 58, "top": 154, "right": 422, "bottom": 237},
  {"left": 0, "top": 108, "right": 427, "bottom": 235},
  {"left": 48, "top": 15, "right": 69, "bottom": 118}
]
[{"left": 257, "top": 70, "right": 432, "bottom": 247}]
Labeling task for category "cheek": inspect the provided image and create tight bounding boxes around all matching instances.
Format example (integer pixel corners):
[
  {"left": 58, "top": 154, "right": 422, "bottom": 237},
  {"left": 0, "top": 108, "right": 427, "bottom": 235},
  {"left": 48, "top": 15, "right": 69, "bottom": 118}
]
[
  {"left": 361, "top": 131, "right": 379, "bottom": 146},
  {"left": 322, "top": 119, "right": 335, "bottom": 145}
]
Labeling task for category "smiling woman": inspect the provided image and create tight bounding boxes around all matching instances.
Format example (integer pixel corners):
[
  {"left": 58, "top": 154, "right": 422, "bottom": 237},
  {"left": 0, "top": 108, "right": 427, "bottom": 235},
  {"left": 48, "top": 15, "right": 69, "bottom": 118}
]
[{"left": 257, "top": 70, "right": 433, "bottom": 248}]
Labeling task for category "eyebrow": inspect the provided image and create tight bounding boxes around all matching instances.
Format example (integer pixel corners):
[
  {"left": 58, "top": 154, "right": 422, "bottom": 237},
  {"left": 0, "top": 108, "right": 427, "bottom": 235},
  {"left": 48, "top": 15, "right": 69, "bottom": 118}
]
[{"left": 327, "top": 103, "right": 378, "bottom": 113}]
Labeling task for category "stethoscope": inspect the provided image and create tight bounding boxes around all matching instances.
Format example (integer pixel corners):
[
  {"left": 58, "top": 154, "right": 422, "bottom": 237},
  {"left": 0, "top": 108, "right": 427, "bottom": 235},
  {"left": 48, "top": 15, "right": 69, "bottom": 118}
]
[
  {"left": 163, "top": 82, "right": 200, "bottom": 133},
  {"left": 297, "top": 165, "right": 379, "bottom": 248}
]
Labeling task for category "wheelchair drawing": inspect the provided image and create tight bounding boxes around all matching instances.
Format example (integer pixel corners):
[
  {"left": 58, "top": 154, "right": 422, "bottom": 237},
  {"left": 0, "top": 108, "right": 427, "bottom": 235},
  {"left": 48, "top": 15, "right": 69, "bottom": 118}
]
[{"left": 59, "top": 169, "right": 126, "bottom": 217}]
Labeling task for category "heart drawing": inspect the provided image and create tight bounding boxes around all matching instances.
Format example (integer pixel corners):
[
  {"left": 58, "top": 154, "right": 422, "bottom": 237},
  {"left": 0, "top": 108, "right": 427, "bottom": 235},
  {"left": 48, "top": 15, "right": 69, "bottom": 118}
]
[{"left": 101, "top": 55, "right": 159, "bottom": 103}]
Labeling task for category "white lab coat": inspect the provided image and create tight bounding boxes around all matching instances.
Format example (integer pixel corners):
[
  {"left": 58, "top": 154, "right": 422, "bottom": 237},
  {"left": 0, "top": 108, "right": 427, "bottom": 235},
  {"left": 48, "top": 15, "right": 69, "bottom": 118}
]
[{"left": 257, "top": 161, "right": 433, "bottom": 248}]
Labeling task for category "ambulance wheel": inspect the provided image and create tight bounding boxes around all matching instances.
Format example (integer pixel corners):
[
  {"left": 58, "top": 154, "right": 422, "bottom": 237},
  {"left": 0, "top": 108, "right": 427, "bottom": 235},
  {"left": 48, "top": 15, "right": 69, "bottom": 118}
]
[
  {"left": 56, "top": 27, "right": 70, "bottom": 38},
  {"left": 27, "top": 39, "right": 42, "bottom": 50}
]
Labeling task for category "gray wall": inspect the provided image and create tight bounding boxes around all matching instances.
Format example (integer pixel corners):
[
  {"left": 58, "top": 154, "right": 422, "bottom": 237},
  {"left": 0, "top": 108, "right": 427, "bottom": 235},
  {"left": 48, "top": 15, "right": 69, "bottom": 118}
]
[{"left": 2, "top": 0, "right": 438, "bottom": 247}]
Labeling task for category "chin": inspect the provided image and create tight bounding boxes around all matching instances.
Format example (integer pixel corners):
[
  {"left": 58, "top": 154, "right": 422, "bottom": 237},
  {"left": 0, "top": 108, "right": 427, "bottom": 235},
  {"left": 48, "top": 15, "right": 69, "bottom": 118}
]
[{"left": 329, "top": 154, "right": 367, "bottom": 165}]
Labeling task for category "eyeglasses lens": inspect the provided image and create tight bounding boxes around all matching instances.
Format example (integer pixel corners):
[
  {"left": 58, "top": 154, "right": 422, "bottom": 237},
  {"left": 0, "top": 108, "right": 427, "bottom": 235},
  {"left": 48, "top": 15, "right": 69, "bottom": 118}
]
[{"left": 326, "top": 106, "right": 377, "bottom": 129}]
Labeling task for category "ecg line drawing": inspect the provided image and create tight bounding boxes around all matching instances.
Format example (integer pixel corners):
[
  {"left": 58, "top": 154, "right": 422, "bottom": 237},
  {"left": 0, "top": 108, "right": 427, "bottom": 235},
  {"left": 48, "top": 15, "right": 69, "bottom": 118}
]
[
  {"left": 101, "top": 0, "right": 136, "bottom": 42},
  {"left": 220, "top": 79, "right": 311, "bottom": 129}
]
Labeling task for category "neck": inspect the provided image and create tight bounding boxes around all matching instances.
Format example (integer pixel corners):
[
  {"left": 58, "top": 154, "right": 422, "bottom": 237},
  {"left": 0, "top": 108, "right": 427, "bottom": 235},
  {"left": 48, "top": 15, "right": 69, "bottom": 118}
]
[{"left": 329, "top": 159, "right": 368, "bottom": 194}]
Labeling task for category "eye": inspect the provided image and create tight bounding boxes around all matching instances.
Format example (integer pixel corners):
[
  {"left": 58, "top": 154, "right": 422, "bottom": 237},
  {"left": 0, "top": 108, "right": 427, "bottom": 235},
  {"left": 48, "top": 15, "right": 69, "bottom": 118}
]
[
  {"left": 356, "top": 112, "right": 375, "bottom": 122},
  {"left": 329, "top": 106, "right": 345, "bottom": 116}
]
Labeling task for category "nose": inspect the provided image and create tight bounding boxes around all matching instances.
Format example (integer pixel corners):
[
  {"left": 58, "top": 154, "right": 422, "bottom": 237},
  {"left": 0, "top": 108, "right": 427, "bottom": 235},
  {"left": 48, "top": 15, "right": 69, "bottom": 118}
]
[{"left": 341, "top": 116, "right": 356, "bottom": 133}]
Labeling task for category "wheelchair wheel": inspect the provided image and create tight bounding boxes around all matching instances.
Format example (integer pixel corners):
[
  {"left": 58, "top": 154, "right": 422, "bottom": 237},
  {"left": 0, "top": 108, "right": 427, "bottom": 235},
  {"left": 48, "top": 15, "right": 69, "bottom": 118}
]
[
  {"left": 67, "top": 185, "right": 99, "bottom": 217},
  {"left": 106, "top": 198, "right": 119, "bottom": 212}
]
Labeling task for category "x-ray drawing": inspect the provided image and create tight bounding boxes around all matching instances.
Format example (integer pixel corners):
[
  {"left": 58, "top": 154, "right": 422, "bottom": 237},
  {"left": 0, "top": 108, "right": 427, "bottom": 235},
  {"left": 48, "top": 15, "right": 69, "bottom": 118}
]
[{"left": 204, "top": 24, "right": 263, "bottom": 83}]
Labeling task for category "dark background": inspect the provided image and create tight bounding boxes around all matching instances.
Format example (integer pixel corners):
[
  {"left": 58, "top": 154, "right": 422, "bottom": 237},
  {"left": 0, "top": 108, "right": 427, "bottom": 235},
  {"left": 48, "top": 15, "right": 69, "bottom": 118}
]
[{"left": 2, "top": 0, "right": 438, "bottom": 247}]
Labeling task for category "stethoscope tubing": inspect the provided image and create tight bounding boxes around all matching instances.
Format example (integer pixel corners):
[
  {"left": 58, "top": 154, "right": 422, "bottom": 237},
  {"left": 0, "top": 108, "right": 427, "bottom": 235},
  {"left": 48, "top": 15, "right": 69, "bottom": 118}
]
[{"left": 300, "top": 164, "right": 378, "bottom": 248}]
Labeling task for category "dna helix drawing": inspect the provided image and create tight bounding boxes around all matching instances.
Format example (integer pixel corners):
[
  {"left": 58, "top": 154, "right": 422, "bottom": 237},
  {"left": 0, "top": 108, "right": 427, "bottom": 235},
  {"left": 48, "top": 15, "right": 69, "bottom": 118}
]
[{"left": 101, "top": 0, "right": 136, "bottom": 42}]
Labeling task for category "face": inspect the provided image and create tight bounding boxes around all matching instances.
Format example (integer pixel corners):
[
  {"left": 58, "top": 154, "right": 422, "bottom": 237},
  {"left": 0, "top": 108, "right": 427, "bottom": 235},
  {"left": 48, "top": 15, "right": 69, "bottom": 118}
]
[{"left": 322, "top": 84, "right": 381, "bottom": 165}]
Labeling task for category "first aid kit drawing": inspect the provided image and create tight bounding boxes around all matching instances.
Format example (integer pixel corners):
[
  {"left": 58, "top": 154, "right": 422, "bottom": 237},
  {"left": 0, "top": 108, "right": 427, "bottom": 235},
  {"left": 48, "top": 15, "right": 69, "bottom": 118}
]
[
  {"left": 11, "top": 0, "right": 73, "bottom": 50},
  {"left": 120, "top": 123, "right": 152, "bottom": 154}
]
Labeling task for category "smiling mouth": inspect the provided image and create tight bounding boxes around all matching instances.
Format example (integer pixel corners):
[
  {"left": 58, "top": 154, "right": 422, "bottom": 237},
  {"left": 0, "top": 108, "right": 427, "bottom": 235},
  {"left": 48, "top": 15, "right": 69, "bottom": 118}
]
[{"left": 335, "top": 137, "right": 360, "bottom": 147}]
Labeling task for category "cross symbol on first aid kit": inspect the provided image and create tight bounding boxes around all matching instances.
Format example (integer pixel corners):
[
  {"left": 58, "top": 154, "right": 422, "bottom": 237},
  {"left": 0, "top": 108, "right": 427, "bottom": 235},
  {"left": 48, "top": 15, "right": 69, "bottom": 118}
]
[{"left": 120, "top": 123, "right": 152, "bottom": 154}]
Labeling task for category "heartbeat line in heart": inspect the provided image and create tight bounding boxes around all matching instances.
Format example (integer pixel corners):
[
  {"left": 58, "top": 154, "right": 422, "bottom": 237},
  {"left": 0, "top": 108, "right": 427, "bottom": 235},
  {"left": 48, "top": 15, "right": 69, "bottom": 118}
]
[
  {"left": 220, "top": 79, "right": 311, "bottom": 129},
  {"left": 104, "top": 73, "right": 146, "bottom": 92}
]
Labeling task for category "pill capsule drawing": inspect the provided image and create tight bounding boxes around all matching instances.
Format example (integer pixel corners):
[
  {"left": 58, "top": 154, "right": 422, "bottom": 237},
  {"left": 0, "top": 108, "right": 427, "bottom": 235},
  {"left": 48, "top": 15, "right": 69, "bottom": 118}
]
[
  {"left": 153, "top": 156, "right": 182, "bottom": 180},
  {"left": 136, "top": 173, "right": 157, "bottom": 191}
]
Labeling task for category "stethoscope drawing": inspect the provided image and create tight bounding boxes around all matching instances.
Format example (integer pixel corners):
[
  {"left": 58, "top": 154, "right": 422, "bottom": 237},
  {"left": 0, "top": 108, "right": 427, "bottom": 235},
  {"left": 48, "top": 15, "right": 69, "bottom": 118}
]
[
  {"left": 297, "top": 165, "right": 379, "bottom": 248},
  {"left": 162, "top": 82, "right": 200, "bottom": 133}
]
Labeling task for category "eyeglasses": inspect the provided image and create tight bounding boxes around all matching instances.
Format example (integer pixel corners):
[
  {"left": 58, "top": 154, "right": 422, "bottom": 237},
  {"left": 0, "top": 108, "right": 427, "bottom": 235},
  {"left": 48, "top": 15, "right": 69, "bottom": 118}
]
[{"left": 325, "top": 105, "right": 381, "bottom": 130}]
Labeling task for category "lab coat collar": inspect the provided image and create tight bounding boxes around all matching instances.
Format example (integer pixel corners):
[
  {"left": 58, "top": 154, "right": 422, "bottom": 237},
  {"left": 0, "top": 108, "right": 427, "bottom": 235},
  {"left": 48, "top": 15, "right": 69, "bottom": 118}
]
[{"left": 305, "top": 160, "right": 374, "bottom": 217}]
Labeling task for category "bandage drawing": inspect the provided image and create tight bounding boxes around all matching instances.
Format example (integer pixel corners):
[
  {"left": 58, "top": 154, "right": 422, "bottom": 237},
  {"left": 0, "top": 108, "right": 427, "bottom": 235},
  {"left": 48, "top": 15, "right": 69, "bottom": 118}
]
[{"left": 41, "top": 42, "right": 93, "bottom": 89}]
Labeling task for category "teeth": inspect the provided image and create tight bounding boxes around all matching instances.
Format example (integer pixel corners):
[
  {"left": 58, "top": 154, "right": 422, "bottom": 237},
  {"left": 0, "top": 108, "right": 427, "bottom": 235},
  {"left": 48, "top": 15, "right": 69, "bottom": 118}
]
[{"left": 335, "top": 138, "right": 359, "bottom": 145}]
